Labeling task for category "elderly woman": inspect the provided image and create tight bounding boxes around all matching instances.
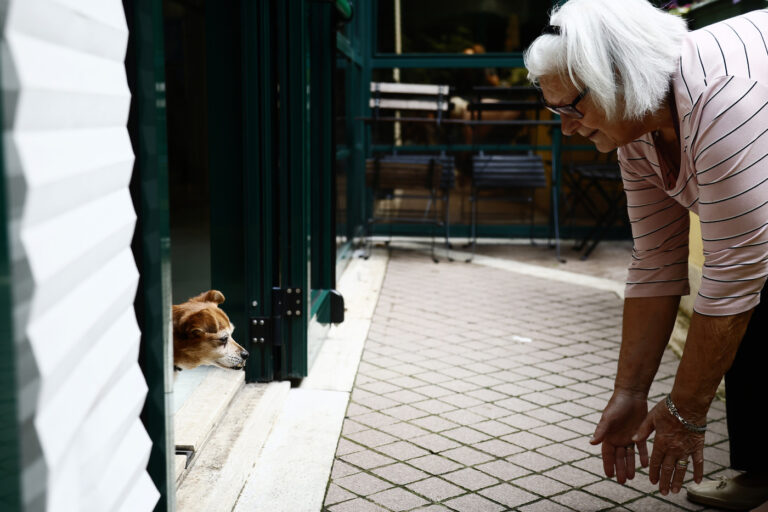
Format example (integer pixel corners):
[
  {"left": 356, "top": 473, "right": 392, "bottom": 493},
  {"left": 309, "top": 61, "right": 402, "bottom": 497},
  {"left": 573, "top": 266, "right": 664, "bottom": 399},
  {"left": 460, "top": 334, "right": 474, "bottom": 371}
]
[{"left": 525, "top": 0, "right": 768, "bottom": 509}]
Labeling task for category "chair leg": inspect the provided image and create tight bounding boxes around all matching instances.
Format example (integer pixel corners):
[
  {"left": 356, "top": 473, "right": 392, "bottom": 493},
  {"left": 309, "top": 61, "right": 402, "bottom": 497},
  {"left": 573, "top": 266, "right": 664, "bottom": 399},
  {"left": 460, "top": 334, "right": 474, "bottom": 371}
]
[
  {"left": 363, "top": 218, "right": 373, "bottom": 260},
  {"left": 528, "top": 192, "right": 536, "bottom": 246},
  {"left": 443, "top": 194, "right": 453, "bottom": 261},
  {"left": 466, "top": 192, "right": 478, "bottom": 263},
  {"left": 551, "top": 182, "right": 565, "bottom": 263}
]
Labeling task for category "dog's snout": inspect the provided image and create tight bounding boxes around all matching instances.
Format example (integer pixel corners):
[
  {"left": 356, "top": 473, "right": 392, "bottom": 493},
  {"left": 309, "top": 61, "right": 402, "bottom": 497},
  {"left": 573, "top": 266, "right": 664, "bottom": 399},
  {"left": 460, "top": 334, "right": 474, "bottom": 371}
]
[{"left": 241, "top": 349, "right": 249, "bottom": 360}]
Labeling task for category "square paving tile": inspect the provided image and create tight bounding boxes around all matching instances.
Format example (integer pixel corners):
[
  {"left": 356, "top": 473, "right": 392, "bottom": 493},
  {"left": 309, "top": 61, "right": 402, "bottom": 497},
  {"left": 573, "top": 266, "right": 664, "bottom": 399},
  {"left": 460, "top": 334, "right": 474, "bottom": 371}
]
[
  {"left": 331, "top": 460, "right": 361, "bottom": 479},
  {"left": 381, "top": 404, "right": 430, "bottom": 421},
  {"left": 470, "top": 419, "right": 518, "bottom": 437},
  {"left": 552, "top": 489, "right": 614, "bottom": 511},
  {"left": 498, "top": 414, "right": 547, "bottom": 430},
  {"left": 536, "top": 442, "right": 590, "bottom": 463},
  {"left": 376, "top": 441, "right": 430, "bottom": 460},
  {"left": 411, "top": 399, "right": 457, "bottom": 415},
  {"left": 478, "top": 483, "right": 539, "bottom": 509},
  {"left": 372, "top": 462, "right": 430, "bottom": 485},
  {"left": 506, "top": 451, "right": 561, "bottom": 472},
  {"left": 377, "top": 421, "right": 431, "bottom": 440},
  {"left": 517, "top": 499, "right": 574, "bottom": 512},
  {"left": 513, "top": 474, "right": 571, "bottom": 497},
  {"left": 335, "top": 472, "right": 394, "bottom": 496},
  {"left": 345, "top": 429, "right": 399, "bottom": 448},
  {"left": 336, "top": 438, "right": 366, "bottom": 456},
  {"left": 544, "top": 464, "right": 603, "bottom": 487},
  {"left": 443, "top": 493, "right": 505, "bottom": 512},
  {"left": 328, "top": 497, "right": 389, "bottom": 512},
  {"left": 442, "top": 467, "right": 499, "bottom": 491},
  {"left": 324, "top": 483, "right": 356, "bottom": 506},
  {"left": 368, "top": 487, "right": 429, "bottom": 511},
  {"left": 583, "top": 479, "right": 644, "bottom": 504},
  {"left": 409, "top": 434, "right": 461, "bottom": 453},
  {"left": 340, "top": 450, "right": 396, "bottom": 470},
  {"left": 411, "top": 384, "right": 455, "bottom": 399},
  {"left": 406, "top": 477, "right": 465, "bottom": 501},
  {"left": 476, "top": 459, "right": 532, "bottom": 481},
  {"left": 441, "top": 446, "right": 495, "bottom": 465},
  {"left": 441, "top": 426, "right": 492, "bottom": 444},
  {"left": 474, "top": 439, "right": 525, "bottom": 458},
  {"left": 411, "top": 416, "right": 459, "bottom": 432},
  {"left": 440, "top": 409, "right": 488, "bottom": 426},
  {"left": 502, "top": 431, "right": 552, "bottom": 450},
  {"left": 409, "top": 454, "right": 463, "bottom": 475}
]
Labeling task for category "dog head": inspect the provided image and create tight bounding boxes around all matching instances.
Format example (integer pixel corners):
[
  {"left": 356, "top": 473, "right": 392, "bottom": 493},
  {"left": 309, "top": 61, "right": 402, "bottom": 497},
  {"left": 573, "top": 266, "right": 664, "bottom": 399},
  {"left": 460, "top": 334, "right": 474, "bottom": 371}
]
[{"left": 172, "top": 290, "right": 249, "bottom": 371}]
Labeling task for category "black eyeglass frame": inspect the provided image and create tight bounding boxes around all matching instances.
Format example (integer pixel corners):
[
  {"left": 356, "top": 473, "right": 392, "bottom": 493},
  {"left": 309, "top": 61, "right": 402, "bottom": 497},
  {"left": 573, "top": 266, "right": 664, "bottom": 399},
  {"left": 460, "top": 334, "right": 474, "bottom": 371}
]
[{"left": 541, "top": 88, "right": 589, "bottom": 119}]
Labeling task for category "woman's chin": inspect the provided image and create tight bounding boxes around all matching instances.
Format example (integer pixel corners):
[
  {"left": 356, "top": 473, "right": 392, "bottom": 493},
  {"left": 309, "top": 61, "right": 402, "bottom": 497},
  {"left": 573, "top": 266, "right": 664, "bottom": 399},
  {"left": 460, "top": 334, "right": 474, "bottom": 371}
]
[{"left": 592, "top": 138, "right": 618, "bottom": 153}]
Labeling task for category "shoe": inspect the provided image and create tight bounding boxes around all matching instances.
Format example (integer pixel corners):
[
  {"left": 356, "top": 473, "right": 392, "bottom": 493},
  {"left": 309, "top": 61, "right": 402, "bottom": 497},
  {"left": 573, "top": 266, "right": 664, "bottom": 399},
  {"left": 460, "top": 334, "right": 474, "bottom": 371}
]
[{"left": 686, "top": 473, "right": 768, "bottom": 511}]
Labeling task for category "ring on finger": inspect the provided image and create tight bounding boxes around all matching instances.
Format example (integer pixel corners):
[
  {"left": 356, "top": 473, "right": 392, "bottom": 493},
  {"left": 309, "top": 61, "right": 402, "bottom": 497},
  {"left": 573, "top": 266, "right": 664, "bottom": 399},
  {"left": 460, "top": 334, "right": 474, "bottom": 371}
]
[{"left": 676, "top": 459, "right": 689, "bottom": 467}]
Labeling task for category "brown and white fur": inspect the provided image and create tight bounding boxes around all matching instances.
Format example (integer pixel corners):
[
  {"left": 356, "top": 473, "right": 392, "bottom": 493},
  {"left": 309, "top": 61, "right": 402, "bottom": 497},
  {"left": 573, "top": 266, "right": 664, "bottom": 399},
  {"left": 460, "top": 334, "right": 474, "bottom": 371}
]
[{"left": 172, "top": 290, "right": 249, "bottom": 373}]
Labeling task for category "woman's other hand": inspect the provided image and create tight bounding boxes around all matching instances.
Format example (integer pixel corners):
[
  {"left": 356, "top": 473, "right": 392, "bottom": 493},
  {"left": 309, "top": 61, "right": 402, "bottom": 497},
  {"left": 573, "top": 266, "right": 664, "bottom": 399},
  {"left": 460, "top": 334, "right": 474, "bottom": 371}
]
[
  {"left": 591, "top": 390, "right": 650, "bottom": 484},
  {"left": 633, "top": 397, "right": 705, "bottom": 495}
]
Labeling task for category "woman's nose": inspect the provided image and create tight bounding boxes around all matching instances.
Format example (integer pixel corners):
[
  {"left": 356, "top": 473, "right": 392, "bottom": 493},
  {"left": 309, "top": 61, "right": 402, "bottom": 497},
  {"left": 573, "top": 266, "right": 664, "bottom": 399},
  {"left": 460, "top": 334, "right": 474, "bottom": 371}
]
[{"left": 560, "top": 116, "right": 581, "bottom": 136}]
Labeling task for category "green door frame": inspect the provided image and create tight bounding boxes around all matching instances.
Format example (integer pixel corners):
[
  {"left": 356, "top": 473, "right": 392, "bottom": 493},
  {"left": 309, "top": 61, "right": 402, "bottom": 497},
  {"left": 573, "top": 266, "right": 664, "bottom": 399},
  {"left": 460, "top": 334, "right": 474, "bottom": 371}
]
[
  {"left": 124, "top": 0, "right": 175, "bottom": 509},
  {"left": 275, "top": 0, "right": 310, "bottom": 378},
  {"left": 0, "top": 49, "right": 22, "bottom": 510},
  {"left": 208, "top": 0, "right": 344, "bottom": 382}
]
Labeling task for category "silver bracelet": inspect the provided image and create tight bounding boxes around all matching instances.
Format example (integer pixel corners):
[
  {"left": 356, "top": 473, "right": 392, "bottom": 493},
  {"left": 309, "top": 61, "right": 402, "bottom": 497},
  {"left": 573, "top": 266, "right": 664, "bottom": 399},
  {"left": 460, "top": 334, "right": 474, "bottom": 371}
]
[{"left": 665, "top": 394, "right": 707, "bottom": 433}]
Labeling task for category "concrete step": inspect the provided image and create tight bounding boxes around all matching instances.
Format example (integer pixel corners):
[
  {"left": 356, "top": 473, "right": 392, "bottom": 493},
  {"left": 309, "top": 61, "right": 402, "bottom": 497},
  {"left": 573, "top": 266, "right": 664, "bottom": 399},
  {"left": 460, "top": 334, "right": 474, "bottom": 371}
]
[
  {"left": 175, "top": 380, "right": 291, "bottom": 511},
  {"left": 232, "top": 252, "right": 389, "bottom": 512},
  {"left": 232, "top": 388, "right": 349, "bottom": 512},
  {"left": 173, "top": 367, "right": 245, "bottom": 486}
]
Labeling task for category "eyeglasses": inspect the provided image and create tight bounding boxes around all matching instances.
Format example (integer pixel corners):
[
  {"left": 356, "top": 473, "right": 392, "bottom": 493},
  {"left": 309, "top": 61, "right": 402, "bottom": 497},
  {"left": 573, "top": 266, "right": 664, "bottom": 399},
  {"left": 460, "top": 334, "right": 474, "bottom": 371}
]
[{"left": 541, "top": 88, "right": 589, "bottom": 119}]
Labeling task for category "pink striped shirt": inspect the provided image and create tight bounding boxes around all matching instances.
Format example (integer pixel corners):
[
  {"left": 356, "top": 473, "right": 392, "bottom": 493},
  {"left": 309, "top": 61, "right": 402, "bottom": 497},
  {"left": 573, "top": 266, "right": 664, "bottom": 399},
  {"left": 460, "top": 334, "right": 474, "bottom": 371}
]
[{"left": 619, "top": 9, "right": 768, "bottom": 316}]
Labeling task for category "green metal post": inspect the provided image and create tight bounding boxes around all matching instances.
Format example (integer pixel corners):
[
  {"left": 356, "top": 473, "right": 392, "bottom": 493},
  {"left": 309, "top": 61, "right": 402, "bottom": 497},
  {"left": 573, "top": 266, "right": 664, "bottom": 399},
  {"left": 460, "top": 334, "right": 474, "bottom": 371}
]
[
  {"left": 125, "top": 0, "right": 174, "bottom": 509},
  {"left": 349, "top": 0, "right": 372, "bottom": 239},
  {"left": 276, "top": 0, "right": 309, "bottom": 378},
  {"left": 240, "top": 0, "right": 277, "bottom": 382},
  {"left": 207, "top": 0, "right": 252, "bottom": 377},
  {"left": 0, "top": 43, "right": 21, "bottom": 511},
  {"left": 310, "top": 1, "right": 335, "bottom": 295}
]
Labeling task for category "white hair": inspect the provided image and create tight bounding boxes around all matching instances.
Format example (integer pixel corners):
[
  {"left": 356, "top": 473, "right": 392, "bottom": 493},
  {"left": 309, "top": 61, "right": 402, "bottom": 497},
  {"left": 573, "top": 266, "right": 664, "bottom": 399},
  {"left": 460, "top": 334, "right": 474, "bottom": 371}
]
[{"left": 524, "top": 0, "right": 688, "bottom": 121}]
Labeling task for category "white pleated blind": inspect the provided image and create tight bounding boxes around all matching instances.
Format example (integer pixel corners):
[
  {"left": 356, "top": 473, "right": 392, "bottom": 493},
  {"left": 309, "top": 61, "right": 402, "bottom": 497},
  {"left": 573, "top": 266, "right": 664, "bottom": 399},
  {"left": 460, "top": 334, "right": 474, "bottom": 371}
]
[{"left": 1, "top": 0, "right": 159, "bottom": 510}]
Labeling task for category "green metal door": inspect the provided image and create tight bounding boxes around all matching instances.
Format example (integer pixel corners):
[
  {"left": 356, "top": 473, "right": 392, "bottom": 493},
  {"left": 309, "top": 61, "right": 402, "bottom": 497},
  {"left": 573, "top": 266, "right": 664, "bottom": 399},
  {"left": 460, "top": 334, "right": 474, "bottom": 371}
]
[{"left": 208, "top": 0, "right": 344, "bottom": 382}]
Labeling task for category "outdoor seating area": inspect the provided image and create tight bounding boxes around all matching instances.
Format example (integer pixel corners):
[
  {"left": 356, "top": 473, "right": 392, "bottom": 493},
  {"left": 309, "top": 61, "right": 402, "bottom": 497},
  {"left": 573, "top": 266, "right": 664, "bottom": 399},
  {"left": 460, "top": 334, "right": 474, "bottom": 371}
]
[{"left": 363, "top": 79, "right": 622, "bottom": 263}]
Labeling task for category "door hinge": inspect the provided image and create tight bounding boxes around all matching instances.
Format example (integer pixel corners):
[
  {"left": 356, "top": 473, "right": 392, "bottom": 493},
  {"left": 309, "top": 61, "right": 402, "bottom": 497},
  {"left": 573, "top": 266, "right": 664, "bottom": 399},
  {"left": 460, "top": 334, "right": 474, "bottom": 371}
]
[
  {"left": 273, "top": 286, "right": 303, "bottom": 318},
  {"left": 249, "top": 287, "right": 303, "bottom": 348},
  {"left": 250, "top": 317, "right": 273, "bottom": 346}
]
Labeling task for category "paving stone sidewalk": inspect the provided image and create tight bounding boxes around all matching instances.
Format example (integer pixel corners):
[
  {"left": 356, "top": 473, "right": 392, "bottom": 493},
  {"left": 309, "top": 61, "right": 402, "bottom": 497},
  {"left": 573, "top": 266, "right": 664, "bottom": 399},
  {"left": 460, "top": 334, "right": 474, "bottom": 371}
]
[{"left": 322, "top": 251, "right": 734, "bottom": 512}]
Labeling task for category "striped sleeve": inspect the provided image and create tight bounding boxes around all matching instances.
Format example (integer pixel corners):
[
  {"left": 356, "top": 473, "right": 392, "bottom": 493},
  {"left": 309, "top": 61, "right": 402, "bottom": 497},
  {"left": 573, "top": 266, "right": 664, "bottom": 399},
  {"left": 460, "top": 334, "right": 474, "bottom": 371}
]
[
  {"left": 692, "top": 75, "right": 768, "bottom": 315},
  {"left": 619, "top": 151, "right": 691, "bottom": 299}
]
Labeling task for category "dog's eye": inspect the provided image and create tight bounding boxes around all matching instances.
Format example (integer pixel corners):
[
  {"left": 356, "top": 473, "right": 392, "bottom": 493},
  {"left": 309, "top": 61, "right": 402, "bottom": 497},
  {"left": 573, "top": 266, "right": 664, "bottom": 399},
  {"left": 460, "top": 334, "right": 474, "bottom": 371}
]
[{"left": 219, "top": 336, "right": 228, "bottom": 345}]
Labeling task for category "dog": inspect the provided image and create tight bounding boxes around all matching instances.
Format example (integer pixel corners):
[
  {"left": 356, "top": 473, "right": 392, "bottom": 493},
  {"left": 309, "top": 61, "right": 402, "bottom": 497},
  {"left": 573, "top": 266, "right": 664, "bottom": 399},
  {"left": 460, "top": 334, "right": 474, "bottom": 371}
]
[{"left": 172, "top": 290, "right": 249, "bottom": 373}]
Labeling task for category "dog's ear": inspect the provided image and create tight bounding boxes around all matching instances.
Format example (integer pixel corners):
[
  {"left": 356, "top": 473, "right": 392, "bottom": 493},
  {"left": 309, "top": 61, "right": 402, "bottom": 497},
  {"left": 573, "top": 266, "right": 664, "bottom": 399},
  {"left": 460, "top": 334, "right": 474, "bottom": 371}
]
[
  {"left": 190, "top": 290, "right": 226, "bottom": 304},
  {"left": 177, "top": 309, "right": 217, "bottom": 338},
  {"left": 172, "top": 305, "right": 185, "bottom": 333}
]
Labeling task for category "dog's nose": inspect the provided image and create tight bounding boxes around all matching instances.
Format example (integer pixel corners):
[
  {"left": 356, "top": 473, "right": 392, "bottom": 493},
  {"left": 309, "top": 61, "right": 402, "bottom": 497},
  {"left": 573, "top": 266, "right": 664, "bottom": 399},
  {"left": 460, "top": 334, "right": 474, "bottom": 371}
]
[{"left": 241, "top": 349, "right": 249, "bottom": 360}]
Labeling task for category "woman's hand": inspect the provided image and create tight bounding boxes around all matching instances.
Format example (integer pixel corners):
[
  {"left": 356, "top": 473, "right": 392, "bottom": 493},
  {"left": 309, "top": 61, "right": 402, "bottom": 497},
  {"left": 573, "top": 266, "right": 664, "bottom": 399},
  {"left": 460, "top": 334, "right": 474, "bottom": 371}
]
[
  {"left": 591, "top": 390, "right": 650, "bottom": 483},
  {"left": 633, "top": 397, "right": 705, "bottom": 495}
]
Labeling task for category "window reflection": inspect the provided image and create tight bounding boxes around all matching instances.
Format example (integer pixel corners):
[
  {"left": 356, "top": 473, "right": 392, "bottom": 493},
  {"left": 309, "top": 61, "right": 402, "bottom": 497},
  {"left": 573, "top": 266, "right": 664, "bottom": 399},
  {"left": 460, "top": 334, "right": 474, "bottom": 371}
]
[{"left": 376, "top": 0, "right": 549, "bottom": 54}]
